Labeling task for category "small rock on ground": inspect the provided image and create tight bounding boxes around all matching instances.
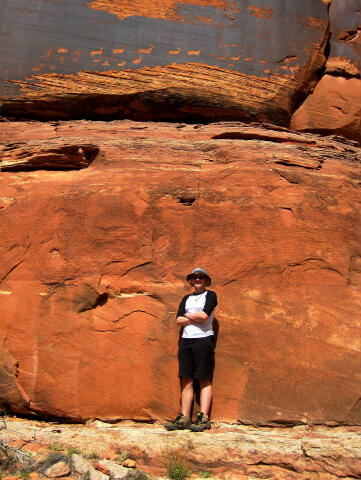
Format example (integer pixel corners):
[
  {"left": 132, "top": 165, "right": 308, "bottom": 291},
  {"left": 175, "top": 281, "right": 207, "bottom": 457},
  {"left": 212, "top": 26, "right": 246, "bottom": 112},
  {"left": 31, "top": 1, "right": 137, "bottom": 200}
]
[
  {"left": 71, "top": 454, "right": 93, "bottom": 475},
  {"left": 44, "top": 461, "right": 71, "bottom": 478}
]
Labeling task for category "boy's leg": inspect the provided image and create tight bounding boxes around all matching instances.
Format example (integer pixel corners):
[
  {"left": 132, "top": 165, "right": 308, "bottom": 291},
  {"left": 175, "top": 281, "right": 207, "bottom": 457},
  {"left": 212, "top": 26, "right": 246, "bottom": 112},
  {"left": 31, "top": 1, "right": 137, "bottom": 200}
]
[
  {"left": 164, "top": 376, "right": 193, "bottom": 431},
  {"left": 189, "top": 380, "right": 212, "bottom": 432},
  {"left": 181, "top": 376, "right": 194, "bottom": 417},
  {"left": 199, "top": 379, "right": 212, "bottom": 416},
  {"left": 188, "top": 337, "right": 214, "bottom": 432},
  {"left": 192, "top": 336, "right": 215, "bottom": 415}
]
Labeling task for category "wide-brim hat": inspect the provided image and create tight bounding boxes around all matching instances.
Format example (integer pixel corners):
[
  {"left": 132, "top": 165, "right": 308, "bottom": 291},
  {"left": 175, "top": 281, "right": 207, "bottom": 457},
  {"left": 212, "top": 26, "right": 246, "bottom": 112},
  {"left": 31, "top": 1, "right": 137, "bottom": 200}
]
[{"left": 186, "top": 268, "right": 211, "bottom": 286}]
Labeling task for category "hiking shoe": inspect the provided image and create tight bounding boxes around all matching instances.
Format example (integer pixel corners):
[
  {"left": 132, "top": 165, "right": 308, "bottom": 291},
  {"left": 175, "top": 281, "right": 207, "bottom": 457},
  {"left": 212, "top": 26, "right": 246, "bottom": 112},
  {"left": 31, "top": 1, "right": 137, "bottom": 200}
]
[
  {"left": 189, "top": 412, "right": 211, "bottom": 432},
  {"left": 164, "top": 414, "right": 191, "bottom": 431}
]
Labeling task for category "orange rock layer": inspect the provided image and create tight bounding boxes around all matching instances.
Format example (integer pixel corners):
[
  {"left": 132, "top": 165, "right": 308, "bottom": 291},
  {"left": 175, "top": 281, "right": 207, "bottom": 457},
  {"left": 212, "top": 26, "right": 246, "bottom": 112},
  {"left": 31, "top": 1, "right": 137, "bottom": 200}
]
[
  {"left": 86, "top": 0, "right": 237, "bottom": 22},
  {"left": 1, "top": 63, "right": 322, "bottom": 125}
]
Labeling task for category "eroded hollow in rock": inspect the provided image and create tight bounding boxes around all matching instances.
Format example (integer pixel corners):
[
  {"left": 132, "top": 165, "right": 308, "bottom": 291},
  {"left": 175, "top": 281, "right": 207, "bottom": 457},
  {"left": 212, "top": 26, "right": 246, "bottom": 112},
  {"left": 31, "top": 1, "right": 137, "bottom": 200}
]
[
  {"left": 178, "top": 197, "right": 196, "bottom": 206},
  {"left": 0, "top": 89, "right": 290, "bottom": 126},
  {"left": 0, "top": 142, "right": 99, "bottom": 172},
  {"left": 78, "top": 292, "right": 109, "bottom": 313}
]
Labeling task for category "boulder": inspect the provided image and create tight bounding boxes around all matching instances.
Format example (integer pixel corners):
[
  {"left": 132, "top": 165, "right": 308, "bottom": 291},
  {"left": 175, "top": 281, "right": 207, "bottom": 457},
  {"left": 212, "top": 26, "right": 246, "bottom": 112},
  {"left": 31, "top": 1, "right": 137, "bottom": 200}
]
[
  {"left": 291, "top": 0, "right": 361, "bottom": 144},
  {"left": 40, "top": 454, "right": 71, "bottom": 478},
  {"left": 0, "top": 120, "right": 360, "bottom": 425},
  {"left": 290, "top": 74, "right": 361, "bottom": 144}
]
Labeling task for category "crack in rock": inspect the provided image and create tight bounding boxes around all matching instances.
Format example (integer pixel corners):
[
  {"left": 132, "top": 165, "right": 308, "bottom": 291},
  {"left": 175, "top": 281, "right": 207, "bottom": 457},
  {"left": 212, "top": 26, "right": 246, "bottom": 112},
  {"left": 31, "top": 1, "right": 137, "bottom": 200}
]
[{"left": 281, "top": 258, "right": 345, "bottom": 278}]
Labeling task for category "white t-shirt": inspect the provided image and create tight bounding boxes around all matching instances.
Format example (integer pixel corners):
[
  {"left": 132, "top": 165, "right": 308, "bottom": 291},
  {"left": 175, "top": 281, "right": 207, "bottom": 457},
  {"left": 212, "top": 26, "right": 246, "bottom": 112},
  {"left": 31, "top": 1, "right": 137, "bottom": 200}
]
[{"left": 177, "top": 290, "right": 218, "bottom": 339}]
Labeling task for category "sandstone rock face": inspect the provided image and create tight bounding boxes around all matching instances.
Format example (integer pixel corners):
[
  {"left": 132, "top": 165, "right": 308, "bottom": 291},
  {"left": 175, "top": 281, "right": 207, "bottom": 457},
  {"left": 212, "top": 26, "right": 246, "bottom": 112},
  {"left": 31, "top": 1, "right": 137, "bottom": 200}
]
[
  {"left": 0, "top": 1, "right": 328, "bottom": 124},
  {"left": 0, "top": 120, "right": 360, "bottom": 425},
  {"left": 291, "top": 0, "right": 361, "bottom": 144}
]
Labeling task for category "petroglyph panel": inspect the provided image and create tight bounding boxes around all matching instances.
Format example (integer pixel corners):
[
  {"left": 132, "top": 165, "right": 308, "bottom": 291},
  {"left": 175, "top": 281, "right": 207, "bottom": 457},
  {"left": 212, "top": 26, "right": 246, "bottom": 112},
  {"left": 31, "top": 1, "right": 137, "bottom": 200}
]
[{"left": 0, "top": 0, "right": 327, "bottom": 98}]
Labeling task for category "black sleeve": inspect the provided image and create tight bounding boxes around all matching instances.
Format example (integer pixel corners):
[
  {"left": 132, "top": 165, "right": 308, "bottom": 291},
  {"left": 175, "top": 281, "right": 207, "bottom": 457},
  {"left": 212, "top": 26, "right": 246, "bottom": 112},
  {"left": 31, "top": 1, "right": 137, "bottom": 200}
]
[
  {"left": 203, "top": 290, "right": 218, "bottom": 316},
  {"left": 176, "top": 295, "right": 188, "bottom": 318}
]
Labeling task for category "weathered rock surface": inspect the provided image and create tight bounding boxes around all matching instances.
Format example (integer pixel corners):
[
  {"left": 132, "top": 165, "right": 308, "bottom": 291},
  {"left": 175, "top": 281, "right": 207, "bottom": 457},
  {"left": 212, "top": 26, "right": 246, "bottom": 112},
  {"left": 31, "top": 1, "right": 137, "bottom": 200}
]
[
  {"left": 291, "top": 0, "right": 361, "bottom": 144},
  {"left": 0, "top": 120, "right": 360, "bottom": 424},
  {"left": 291, "top": 74, "right": 361, "bottom": 144},
  {"left": 0, "top": 1, "right": 328, "bottom": 124},
  {"left": 2, "top": 417, "right": 361, "bottom": 480}
]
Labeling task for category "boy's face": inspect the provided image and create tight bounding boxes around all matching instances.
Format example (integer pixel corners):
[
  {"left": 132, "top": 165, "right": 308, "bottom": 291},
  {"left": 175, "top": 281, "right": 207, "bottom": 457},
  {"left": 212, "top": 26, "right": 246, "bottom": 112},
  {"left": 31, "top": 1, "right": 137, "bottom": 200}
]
[{"left": 191, "top": 275, "right": 207, "bottom": 291}]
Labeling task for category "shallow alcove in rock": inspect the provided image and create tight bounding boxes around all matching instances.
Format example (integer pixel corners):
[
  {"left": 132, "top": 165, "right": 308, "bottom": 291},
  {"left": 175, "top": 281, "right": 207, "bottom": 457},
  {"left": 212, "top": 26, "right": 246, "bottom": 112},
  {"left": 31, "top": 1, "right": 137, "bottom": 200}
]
[{"left": 0, "top": 140, "right": 99, "bottom": 171}]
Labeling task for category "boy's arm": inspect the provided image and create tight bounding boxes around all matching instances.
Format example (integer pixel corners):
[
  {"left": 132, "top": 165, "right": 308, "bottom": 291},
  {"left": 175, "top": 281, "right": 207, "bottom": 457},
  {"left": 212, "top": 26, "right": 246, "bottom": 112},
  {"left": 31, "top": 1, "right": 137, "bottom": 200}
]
[
  {"left": 176, "top": 295, "right": 190, "bottom": 326},
  {"left": 176, "top": 316, "right": 191, "bottom": 326},
  {"left": 185, "top": 291, "right": 218, "bottom": 323},
  {"left": 184, "top": 311, "right": 208, "bottom": 323}
]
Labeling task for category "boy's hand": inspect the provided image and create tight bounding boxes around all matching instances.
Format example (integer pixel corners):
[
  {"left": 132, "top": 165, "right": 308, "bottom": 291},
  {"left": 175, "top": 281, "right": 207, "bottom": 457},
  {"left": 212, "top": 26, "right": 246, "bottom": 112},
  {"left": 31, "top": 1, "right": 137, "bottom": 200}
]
[{"left": 176, "top": 316, "right": 191, "bottom": 326}]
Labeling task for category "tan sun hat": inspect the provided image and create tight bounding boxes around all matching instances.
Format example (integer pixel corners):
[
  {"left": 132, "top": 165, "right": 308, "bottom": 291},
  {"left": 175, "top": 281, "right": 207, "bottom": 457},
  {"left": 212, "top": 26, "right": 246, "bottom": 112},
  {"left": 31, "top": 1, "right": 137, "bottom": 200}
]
[{"left": 186, "top": 268, "right": 211, "bottom": 286}]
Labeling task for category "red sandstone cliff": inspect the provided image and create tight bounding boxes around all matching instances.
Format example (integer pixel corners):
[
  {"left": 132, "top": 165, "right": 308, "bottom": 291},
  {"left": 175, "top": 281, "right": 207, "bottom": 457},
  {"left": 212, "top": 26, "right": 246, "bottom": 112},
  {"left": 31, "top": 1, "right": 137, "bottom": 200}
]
[
  {"left": 0, "top": 1, "right": 360, "bottom": 424},
  {"left": 0, "top": 121, "right": 360, "bottom": 424}
]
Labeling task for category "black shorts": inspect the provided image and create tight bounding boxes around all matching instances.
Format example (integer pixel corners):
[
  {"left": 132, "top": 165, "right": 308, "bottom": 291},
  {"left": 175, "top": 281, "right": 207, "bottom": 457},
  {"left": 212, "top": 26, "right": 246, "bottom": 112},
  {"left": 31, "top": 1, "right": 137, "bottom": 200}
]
[{"left": 178, "top": 336, "right": 215, "bottom": 381}]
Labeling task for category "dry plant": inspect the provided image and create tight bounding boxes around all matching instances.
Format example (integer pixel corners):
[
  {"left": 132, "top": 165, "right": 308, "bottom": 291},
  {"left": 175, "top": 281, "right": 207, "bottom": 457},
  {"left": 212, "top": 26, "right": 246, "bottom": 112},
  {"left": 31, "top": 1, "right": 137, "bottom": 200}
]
[
  {"left": 163, "top": 449, "right": 190, "bottom": 480},
  {"left": 0, "top": 410, "right": 36, "bottom": 476}
]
